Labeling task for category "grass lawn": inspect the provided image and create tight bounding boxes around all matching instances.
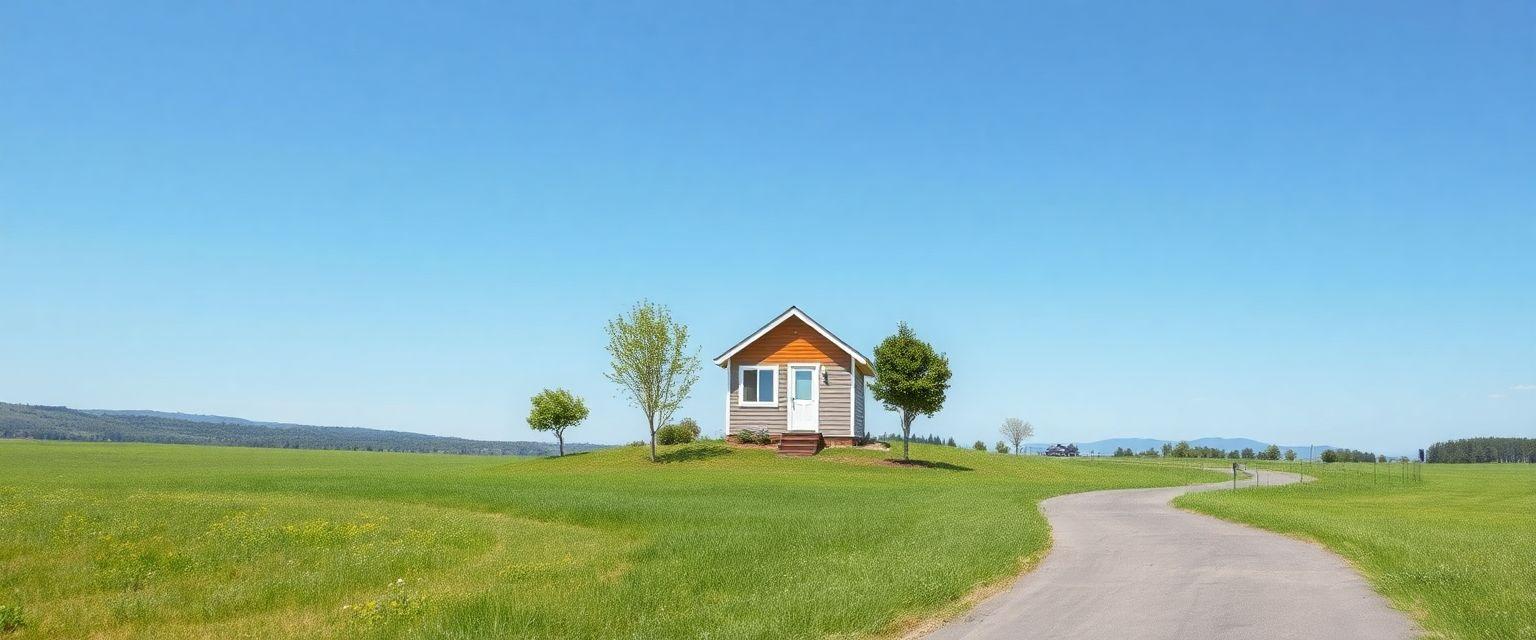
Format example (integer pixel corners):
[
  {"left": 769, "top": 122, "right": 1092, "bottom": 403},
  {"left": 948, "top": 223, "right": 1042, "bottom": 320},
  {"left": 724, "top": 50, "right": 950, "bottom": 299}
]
[
  {"left": 0, "top": 439, "right": 1219, "bottom": 639},
  {"left": 1177, "top": 461, "right": 1536, "bottom": 640}
]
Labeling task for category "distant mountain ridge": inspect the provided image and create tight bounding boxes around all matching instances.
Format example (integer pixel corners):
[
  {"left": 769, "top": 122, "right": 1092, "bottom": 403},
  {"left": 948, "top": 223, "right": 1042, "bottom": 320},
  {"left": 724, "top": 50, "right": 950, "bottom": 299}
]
[
  {"left": 1028, "top": 437, "right": 1339, "bottom": 459},
  {"left": 0, "top": 403, "right": 602, "bottom": 456}
]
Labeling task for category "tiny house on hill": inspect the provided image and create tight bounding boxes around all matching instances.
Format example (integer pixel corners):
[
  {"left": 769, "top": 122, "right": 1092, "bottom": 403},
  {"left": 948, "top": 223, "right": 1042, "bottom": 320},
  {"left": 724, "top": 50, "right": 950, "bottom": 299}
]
[{"left": 714, "top": 307, "right": 873, "bottom": 454}]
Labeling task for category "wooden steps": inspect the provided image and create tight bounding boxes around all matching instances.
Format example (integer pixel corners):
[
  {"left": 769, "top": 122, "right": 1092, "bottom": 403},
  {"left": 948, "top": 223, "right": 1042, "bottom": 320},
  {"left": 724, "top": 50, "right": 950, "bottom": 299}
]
[{"left": 777, "top": 432, "right": 824, "bottom": 457}]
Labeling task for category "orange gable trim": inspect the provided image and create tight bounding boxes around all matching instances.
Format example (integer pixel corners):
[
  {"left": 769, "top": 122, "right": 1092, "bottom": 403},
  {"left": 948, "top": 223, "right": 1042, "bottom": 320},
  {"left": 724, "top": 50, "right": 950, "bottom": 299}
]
[{"left": 713, "top": 307, "right": 874, "bottom": 375}]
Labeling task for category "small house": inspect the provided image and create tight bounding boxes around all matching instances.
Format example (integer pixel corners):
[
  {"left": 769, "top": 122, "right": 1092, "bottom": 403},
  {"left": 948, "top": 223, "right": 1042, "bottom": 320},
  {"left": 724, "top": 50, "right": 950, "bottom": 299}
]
[{"left": 714, "top": 307, "right": 873, "bottom": 453}]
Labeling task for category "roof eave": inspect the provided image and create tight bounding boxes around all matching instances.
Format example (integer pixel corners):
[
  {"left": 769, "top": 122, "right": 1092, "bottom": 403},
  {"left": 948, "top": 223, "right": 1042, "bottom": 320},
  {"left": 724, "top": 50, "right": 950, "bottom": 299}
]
[{"left": 713, "top": 306, "right": 874, "bottom": 374}]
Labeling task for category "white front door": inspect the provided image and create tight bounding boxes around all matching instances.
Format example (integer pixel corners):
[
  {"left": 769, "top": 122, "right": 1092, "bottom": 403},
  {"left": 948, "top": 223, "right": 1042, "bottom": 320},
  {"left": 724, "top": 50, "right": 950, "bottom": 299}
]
[{"left": 788, "top": 365, "right": 818, "bottom": 431}]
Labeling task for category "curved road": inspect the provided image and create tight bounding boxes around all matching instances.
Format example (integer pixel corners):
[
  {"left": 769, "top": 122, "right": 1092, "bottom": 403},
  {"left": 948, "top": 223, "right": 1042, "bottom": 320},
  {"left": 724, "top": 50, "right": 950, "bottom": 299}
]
[{"left": 927, "top": 469, "right": 1417, "bottom": 639}]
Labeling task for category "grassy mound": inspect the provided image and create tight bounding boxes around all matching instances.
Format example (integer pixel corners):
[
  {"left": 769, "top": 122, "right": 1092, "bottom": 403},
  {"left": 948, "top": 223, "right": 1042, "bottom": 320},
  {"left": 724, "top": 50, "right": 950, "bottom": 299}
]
[{"left": 0, "top": 439, "right": 1219, "bottom": 639}]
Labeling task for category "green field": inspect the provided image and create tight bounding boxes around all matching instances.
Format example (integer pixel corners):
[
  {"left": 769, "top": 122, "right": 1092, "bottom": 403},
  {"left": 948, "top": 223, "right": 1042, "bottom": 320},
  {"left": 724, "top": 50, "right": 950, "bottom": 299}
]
[
  {"left": 1178, "top": 462, "right": 1536, "bottom": 640},
  {"left": 0, "top": 439, "right": 1219, "bottom": 639}
]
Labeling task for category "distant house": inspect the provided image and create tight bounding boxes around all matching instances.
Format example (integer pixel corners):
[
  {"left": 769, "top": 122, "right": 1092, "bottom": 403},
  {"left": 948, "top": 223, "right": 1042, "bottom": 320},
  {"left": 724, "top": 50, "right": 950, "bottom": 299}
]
[
  {"left": 1045, "top": 443, "right": 1080, "bottom": 457},
  {"left": 714, "top": 307, "right": 874, "bottom": 452}
]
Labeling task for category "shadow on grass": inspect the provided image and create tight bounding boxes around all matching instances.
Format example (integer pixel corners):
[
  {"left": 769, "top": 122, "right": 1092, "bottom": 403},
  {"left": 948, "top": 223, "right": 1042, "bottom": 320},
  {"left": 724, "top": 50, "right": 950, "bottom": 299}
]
[
  {"left": 656, "top": 445, "right": 733, "bottom": 464},
  {"left": 529, "top": 450, "right": 596, "bottom": 460},
  {"left": 883, "top": 458, "right": 974, "bottom": 471},
  {"left": 518, "top": 451, "right": 595, "bottom": 469}
]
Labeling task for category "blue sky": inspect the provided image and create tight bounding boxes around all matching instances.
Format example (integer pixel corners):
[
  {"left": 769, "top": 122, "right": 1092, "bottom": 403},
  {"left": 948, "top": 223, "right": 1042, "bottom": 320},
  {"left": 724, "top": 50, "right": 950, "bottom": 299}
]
[{"left": 2, "top": 2, "right": 1532, "bottom": 454}]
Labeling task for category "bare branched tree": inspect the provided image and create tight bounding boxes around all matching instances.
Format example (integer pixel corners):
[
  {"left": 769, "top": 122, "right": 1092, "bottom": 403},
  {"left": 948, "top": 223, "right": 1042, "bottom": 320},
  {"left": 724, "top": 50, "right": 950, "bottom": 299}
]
[{"left": 1000, "top": 418, "right": 1033, "bottom": 456}]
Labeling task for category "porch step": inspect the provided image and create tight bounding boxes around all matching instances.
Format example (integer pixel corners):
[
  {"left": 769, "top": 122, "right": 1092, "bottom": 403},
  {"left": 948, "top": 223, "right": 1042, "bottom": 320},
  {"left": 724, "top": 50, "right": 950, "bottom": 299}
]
[{"left": 777, "top": 433, "right": 824, "bottom": 457}]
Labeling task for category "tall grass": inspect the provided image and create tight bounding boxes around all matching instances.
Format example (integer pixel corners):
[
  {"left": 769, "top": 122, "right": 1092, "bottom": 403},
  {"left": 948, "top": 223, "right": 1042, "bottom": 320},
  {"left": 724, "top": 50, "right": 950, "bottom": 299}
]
[
  {"left": 1177, "top": 461, "right": 1536, "bottom": 640},
  {"left": 0, "top": 440, "right": 1220, "bottom": 639}
]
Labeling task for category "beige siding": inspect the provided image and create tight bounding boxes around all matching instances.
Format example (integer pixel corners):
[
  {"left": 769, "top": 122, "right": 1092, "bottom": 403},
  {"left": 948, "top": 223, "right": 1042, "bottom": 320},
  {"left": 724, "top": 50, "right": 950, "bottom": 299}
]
[
  {"left": 728, "top": 361, "right": 787, "bottom": 433},
  {"left": 727, "top": 361, "right": 853, "bottom": 437},
  {"left": 854, "top": 371, "right": 867, "bottom": 437},
  {"left": 818, "top": 364, "right": 852, "bottom": 437}
]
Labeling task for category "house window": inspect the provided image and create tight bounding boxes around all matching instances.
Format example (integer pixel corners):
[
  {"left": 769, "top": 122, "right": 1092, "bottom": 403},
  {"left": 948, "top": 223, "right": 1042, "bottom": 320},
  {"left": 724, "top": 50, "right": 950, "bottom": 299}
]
[{"left": 739, "top": 366, "right": 776, "bottom": 406}]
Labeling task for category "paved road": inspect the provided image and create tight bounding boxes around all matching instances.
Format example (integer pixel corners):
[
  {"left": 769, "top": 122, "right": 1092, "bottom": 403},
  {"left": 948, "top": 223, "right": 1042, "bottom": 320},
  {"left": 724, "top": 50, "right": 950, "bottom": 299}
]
[{"left": 927, "top": 469, "right": 1418, "bottom": 640}]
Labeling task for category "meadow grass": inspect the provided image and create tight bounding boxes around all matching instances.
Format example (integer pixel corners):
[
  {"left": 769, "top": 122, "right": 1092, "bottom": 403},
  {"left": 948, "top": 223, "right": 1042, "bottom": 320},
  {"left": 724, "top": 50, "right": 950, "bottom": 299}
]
[
  {"left": 1177, "top": 461, "right": 1536, "bottom": 640},
  {"left": 0, "top": 439, "right": 1219, "bottom": 639}
]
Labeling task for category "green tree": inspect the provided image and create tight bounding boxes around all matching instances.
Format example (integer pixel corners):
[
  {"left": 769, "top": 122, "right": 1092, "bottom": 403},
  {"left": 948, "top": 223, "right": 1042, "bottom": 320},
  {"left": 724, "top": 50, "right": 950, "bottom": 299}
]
[
  {"left": 870, "top": 323, "right": 952, "bottom": 461},
  {"left": 526, "top": 388, "right": 589, "bottom": 457},
  {"left": 1284, "top": 448, "right": 1297, "bottom": 461},
  {"left": 999, "top": 418, "right": 1034, "bottom": 456},
  {"left": 1171, "top": 441, "right": 1191, "bottom": 458},
  {"left": 1262, "top": 444, "right": 1281, "bottom": 460},
  {"left": 995, "top": 441, "right": 1009, "bottom": 454},
  {"left": 1321, "top": 449, "right": 1339, "bottom": 463},
  {"left": 1161, "top": 442, "right": 1173, "bottom": 457},
  {"left": 972, "top": 440, "right": 986, "bottom": 451},
  {"left": 604, "top": 300, "right": 701, "bottom": 462}
]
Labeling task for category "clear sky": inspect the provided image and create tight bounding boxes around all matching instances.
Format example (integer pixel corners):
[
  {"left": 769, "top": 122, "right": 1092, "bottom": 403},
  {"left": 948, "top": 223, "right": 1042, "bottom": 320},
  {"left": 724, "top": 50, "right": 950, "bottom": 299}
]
[{"left": 3, "top": 2, "right": 1532, "bottom": 454}]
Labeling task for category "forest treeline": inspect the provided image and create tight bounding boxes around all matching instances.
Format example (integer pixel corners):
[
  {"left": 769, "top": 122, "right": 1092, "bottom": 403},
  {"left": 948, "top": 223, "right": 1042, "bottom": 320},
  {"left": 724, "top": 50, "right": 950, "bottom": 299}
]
[{"left": 1426, "top": 437, "right": 1536, "bottom": 463}]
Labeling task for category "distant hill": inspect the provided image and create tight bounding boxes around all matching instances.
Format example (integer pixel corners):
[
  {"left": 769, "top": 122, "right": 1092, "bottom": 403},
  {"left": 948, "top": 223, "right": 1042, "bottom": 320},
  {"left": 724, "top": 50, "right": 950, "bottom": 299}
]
[
  {"left": 0, "top": 403, "right": 603, "bottom": 456},
  {"left": 1027, "top": 437, "right": 1338, "bottom": 459},
  {"left": 85, "top": 409, "right": 280, "bottom": 427}
]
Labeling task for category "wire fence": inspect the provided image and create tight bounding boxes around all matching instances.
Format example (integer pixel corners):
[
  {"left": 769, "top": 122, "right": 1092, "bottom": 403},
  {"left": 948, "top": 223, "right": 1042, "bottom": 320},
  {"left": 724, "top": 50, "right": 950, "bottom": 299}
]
[
  {"left": 1228, "top": 459, "right": 1425, "bottom": 491},
  {"left": 1042, "top": 455, "right": 1428, "bottom": 492}
]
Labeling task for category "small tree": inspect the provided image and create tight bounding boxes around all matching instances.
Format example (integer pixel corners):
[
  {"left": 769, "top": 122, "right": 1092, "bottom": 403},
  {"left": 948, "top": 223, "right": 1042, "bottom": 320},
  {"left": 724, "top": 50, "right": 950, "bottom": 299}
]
[
  {"left": 1284, "top": 448, "right": 1297, "bottom": 461},
  {"left": 1262, "top": 444, "right": 1281, "bottom": 461},
  {"left": 995, "top": 441, "right": 1009, "bottom": 454},
  {"left": 604, "top": 300, "right": 701, "bottom": 462},
  {"left": 972, "top": 440, "right": 986, "bottom": 451},
  {"left": 999, "top": 418, "right": 1033, "bottom": 456},
  {"left": 870, "top": 323, "right": 952, "bottom": 462},
  {"left": 526, "top": 388, "right": 589, "bottom": 457}
]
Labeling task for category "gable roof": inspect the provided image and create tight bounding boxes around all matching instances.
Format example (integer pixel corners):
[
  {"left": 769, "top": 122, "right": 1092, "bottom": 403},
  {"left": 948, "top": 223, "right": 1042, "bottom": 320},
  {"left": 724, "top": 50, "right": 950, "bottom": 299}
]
[{"left": 713, "top": 306, "right": 875, "bottom": 376}]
